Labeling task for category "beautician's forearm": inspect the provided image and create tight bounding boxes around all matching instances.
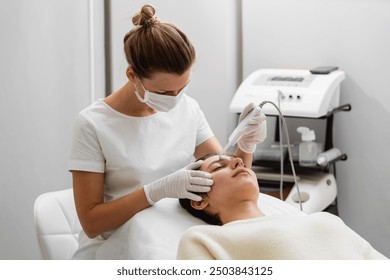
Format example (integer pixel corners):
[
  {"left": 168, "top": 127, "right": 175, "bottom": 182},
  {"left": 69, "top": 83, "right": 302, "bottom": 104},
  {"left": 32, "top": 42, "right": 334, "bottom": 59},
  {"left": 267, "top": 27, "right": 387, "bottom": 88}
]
[
  {"left": 79, "top": 189, "right": 150, "bottom": 238},
  {"left": 72, "top": 171, "right": 151, "bottom": 239}
]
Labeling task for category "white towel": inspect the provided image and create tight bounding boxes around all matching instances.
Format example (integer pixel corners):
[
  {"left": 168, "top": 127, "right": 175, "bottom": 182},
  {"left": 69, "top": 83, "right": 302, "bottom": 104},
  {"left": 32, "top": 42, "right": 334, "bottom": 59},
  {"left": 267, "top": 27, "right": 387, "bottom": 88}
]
[{"left": 177, "top": 212, "right": 387, "bottom": 260}]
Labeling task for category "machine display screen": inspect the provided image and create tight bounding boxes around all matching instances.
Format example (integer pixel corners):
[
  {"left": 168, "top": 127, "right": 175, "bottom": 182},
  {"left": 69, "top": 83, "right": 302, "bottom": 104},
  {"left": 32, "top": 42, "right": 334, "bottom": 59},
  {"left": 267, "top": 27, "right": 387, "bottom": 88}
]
[
  {"left": 253, "top": 74, "right": 315, "bottom": 88},
  {"left": 270, "top": 76, "right": 304, "bottom": 82}
]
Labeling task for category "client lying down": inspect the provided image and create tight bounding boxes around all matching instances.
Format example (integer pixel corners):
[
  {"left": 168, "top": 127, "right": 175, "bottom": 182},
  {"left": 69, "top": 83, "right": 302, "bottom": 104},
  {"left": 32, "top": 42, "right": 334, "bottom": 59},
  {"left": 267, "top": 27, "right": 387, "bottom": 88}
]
[{"left": 177, "top": 154, "right": 387, "bottom": 260}]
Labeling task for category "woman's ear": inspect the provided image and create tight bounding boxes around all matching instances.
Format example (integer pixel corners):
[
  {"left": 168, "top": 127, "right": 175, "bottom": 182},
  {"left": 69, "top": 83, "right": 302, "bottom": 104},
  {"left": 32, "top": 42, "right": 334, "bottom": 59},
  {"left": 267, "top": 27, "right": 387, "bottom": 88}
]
[
  {"left": 126, "top": 67, "right": 135, "bottom": 82},
  {"left": 191, "top": 198, "right": 208, "bottom": 210}
]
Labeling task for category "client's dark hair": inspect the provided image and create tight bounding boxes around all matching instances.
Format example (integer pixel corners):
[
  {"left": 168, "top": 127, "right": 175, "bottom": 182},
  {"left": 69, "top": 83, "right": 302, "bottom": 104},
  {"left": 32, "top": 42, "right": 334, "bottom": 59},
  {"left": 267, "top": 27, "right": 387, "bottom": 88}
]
[
  {"left": 179, "top": 154, "right": 222, "bottom": 226},
  {"left": 179, "top": 198, "right": 222, "bottom": 225}
]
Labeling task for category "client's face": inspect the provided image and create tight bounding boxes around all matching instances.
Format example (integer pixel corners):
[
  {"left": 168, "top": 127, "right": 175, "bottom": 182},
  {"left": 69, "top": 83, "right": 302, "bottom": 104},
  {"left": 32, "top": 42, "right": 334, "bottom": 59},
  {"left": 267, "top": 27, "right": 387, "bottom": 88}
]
[{"left": 196, "top": 155, "right": 259, "bottom": 210}]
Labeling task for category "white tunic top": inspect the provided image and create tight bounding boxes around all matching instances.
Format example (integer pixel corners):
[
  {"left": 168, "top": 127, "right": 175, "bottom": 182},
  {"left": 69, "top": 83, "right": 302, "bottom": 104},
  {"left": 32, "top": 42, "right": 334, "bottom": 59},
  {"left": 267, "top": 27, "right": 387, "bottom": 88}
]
[{"left": 68, "top": 94, "right": 214, "bottom": 259}]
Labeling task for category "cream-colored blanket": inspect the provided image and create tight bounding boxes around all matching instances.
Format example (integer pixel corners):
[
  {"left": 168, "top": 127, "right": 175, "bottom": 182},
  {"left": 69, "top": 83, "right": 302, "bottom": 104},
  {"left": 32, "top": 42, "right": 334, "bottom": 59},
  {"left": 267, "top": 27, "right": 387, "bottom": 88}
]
[{"left": 176, "top": 212, "right": 387, "bottom": 260}]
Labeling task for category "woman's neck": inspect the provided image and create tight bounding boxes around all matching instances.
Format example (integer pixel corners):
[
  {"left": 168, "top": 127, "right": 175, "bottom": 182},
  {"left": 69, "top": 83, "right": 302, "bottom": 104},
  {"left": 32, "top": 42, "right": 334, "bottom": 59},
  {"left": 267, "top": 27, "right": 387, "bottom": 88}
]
[
  {"left": 219, "top": 201, "right": 265, "bottom": 225},
  {"left": 104, "top": 82, "right": 155, "bottom": 117}
]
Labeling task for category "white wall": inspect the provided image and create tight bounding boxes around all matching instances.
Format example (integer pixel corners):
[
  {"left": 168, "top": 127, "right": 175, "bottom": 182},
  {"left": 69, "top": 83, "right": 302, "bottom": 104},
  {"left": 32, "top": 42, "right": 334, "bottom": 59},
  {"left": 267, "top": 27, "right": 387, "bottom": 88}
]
[
  {"left": 0, "top": 0, "right": 105, "bottom": 259},
  {"left": 242, "top": 0, "right": 390, "bottom": 257},
  {"left": 107, "top": 0, "right": 240, "bottom": 144}
]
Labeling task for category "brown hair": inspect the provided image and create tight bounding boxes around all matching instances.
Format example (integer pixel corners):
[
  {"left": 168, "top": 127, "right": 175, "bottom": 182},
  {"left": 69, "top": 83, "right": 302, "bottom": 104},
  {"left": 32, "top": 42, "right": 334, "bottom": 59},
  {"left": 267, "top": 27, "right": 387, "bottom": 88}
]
[
  {"left": 179, "top": 198, "right": 222, "bottom": 226},
  {"left": 123, "top": 4, "right": 196, "bottom": 79}
]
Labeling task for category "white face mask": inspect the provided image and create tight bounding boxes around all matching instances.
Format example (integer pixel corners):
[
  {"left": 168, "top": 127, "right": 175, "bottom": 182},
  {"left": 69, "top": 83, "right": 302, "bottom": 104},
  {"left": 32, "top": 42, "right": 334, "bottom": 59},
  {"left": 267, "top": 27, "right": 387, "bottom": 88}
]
[{"left": 134, "top": 78, "right": 187, "bottom": 112}]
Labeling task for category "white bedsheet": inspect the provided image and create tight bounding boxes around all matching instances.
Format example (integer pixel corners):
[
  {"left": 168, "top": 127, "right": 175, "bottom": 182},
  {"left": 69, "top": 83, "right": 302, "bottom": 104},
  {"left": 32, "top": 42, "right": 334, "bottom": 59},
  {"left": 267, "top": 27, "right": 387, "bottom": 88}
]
[{"left": 95, "top": 193, "right": 305, "bottom": 260}]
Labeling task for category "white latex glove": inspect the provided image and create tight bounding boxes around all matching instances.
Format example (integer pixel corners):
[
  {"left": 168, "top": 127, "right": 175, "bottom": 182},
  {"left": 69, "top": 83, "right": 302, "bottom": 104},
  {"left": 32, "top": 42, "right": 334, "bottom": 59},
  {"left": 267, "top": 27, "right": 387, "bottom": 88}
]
[
  {"left": 144, "top": 160, "right": 213, "bottom": 205},
  {"left": 237, "top": 102, "right": 267, "bottom": 153}
]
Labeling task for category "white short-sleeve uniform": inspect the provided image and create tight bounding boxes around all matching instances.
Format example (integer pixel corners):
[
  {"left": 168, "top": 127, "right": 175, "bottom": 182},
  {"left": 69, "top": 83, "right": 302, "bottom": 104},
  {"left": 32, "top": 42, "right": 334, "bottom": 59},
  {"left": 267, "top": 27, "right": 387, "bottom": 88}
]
[{"left": 68, "top": 94, "right": 214, "bottom": 259}]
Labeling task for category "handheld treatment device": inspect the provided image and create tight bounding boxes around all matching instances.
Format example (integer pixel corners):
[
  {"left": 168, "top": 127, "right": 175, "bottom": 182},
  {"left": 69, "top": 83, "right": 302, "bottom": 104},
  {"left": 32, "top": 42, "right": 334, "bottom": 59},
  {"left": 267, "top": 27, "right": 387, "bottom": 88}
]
[
  {"left": 219, "top": 106, "right": 262, "bottom": 156},
  {"left": 222, "top": 99, "right": 304, "bottom": 210}
]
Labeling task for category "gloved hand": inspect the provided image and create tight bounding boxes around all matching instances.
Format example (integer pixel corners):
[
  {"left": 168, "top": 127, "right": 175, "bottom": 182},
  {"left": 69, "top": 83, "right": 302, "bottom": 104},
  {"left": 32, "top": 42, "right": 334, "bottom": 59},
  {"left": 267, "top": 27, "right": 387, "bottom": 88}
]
[
  {"left": 144, "top": 160, "right": 213, "bottom": 205},
  {"left": 237, "top": 102, "right": 267, "bottom": 153}
]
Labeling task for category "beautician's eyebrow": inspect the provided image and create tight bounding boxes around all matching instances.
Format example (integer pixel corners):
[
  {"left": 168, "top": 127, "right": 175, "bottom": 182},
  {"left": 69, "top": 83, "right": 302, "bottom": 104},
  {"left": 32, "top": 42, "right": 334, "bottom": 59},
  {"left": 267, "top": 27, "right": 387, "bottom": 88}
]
[{"left": 156, "top": 80, "right": 190, "bottom": 93}]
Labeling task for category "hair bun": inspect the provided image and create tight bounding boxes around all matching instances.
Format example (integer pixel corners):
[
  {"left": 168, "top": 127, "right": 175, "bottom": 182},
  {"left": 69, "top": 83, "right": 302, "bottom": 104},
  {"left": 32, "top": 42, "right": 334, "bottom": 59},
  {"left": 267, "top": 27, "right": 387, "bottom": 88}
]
[{"left": 132, "top": 4, "right": 159, "bottom": 27}]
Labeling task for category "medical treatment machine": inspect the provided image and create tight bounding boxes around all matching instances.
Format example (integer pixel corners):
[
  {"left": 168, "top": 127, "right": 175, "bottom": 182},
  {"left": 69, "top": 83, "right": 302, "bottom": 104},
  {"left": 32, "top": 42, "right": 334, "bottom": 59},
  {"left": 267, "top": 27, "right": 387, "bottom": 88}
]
[{"left": 230, "top": 68, "right": 351, "bottom": 214}]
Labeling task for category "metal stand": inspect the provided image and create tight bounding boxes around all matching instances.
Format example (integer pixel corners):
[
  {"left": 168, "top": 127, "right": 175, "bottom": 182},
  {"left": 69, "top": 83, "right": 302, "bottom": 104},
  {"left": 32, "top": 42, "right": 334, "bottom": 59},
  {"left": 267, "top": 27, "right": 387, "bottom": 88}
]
[{"left": 254, "top": 103, "right": 352, "bottom": 214}]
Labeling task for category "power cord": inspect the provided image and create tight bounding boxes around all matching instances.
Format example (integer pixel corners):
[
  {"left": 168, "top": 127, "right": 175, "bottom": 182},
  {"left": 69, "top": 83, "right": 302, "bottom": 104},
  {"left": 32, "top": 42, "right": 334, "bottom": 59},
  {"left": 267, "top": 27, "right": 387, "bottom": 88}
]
[
  {"left": 259, "top": 99, "right": 303, "bottom": 211},
  {"left": 277, "top": 92, "right": 284, "bottom": 201}
]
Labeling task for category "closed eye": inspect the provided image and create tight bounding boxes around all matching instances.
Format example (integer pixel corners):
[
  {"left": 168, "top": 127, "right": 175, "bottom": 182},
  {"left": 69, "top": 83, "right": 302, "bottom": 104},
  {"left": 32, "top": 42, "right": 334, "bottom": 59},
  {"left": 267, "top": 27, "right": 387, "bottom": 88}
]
[{"left": 212, "top": 165, "right": 225, "bottom": 172}]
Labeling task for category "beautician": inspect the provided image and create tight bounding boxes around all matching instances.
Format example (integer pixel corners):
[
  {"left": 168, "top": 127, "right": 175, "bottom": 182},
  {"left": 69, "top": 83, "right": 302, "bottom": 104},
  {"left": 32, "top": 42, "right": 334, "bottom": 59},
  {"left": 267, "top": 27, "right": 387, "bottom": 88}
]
[{"left": 68, "top": 4, "right": 266, "bottom": 259}]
